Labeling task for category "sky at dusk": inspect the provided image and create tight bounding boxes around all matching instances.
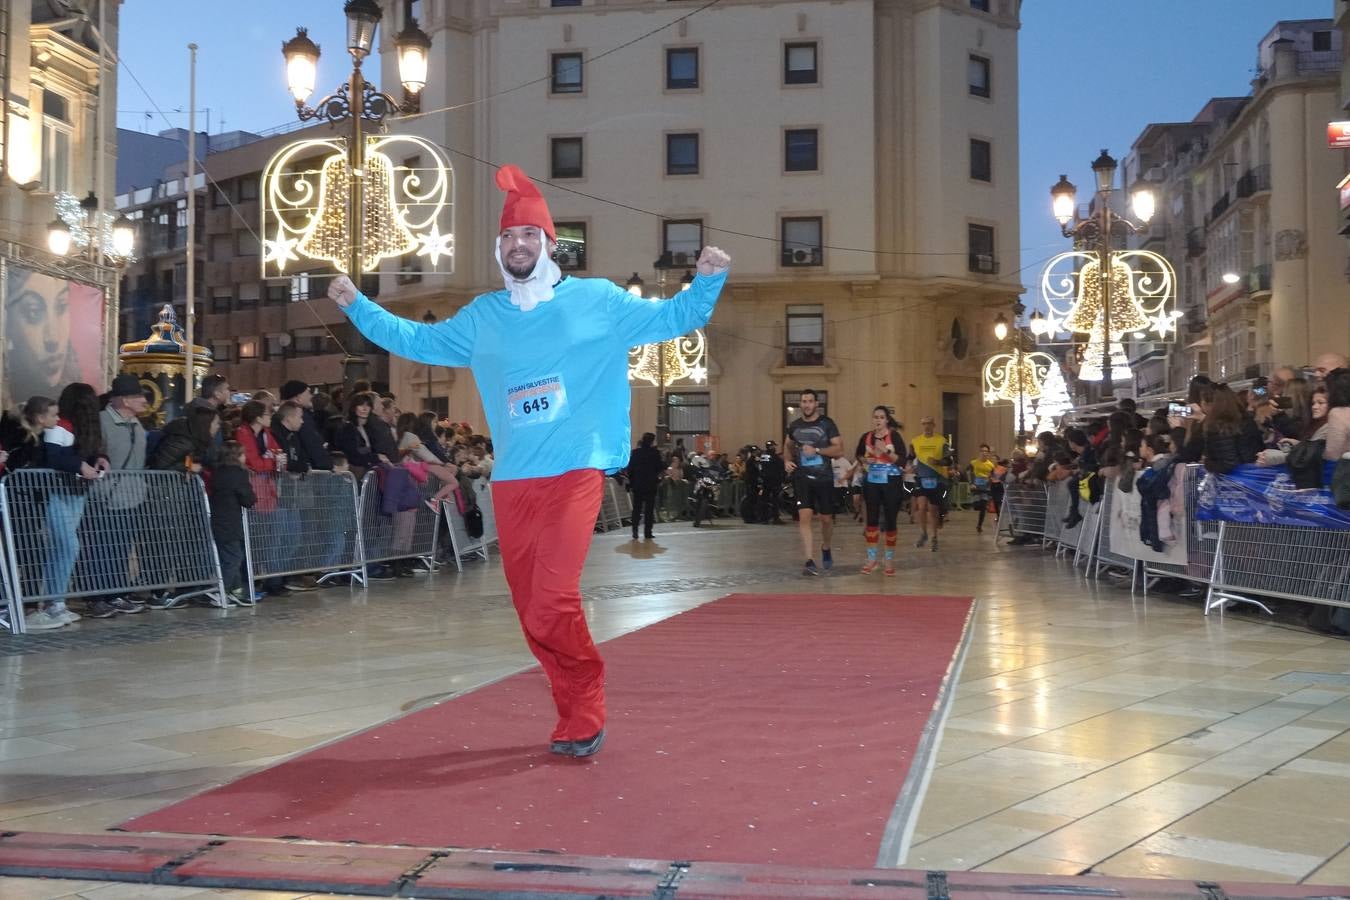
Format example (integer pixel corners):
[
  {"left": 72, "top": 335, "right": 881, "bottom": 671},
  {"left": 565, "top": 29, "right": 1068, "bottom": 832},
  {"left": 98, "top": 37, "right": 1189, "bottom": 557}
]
[{"left": 118, "top": 0, "right": 1336, "bottom": 288}]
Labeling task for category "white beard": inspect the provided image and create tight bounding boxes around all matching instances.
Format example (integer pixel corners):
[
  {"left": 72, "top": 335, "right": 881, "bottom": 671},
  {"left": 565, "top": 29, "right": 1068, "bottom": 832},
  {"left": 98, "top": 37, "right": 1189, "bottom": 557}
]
[{"left": 495, "top": 241, "right": 562, "bottom": 312}]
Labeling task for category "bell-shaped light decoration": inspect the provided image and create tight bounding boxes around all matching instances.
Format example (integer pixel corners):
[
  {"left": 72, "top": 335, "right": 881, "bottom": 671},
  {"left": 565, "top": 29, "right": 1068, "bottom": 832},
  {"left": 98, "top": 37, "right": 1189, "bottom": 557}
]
[
  {"left": 1078, "top": 325, "right": 1132, "bottom": 383},
  {"left": 1051, "top": 174, "right": 1077, "bottom": 225},
  {"left": 282, "top": 28, "right": 321, "bottom": 104},
  {"left": 112, "top": 215, "right": 136, "bottom": 258},
  {"left": 296, "top": 150, "right": 417, "bottom": 273},
  {"left": 1063, "top": 255, "right": 1149, "bottom": 335},
  {"left": 395, "top": 19, "right": 432, "bottom": 94},
  {"left": 629, "top": 331, "right": 708, "bottom": 387},
  {"left": 344, "top": 0, "right": 383, "bottom": 60},
  {"left": 1131, "top": 187, "right": 1155, "bottom": 224},
  {"left": 47, "top": 218, "right": 72, "bottom": 256}
]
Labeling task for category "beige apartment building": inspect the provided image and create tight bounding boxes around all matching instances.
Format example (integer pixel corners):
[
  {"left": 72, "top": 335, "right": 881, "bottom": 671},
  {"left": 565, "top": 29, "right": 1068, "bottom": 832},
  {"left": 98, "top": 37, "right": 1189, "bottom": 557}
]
[
  {"left": 1125, "top": 19, "right": 1346, "bottom": 393},
  {"left": 364, "top": 0, "right": 1024, "bottom": 454}
]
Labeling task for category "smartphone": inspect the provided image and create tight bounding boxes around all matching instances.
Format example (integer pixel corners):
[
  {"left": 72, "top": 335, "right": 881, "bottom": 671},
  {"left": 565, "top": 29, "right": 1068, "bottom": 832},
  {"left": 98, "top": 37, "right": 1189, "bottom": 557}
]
[
  {"left": 1167, "top": 402, "right": 1190, "bottom": 418},
  {"left": 1251, "top": 385, "right": 1268, "bottom": 399}
]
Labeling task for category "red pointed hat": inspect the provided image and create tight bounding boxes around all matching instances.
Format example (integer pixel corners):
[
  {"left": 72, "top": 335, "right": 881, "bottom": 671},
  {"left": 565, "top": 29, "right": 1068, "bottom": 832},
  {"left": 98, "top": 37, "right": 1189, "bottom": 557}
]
[{"left": 496, "top": 164, "right": 555, "bottom": 243}]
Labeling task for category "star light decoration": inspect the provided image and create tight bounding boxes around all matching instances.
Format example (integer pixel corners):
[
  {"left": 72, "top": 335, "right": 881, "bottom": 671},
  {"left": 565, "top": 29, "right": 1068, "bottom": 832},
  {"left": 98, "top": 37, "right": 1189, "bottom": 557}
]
[
  {"left": 260, "top": 134, "right": 454, "bottom": 278},
  {"left": 54, "top": 191, "right": 137, "bottom": 265},
  {"left": 628, "top": 330, "right": 708, "bottom": 387},
  {"left": 1038, "top": 248, "right": 1180, "bottom": 382}
]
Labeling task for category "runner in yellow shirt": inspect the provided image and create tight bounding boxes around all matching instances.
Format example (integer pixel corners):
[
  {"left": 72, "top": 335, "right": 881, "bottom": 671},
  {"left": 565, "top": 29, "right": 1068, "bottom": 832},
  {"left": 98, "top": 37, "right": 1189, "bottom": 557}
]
[
  {"left": 909, "top": 416, "right": 951, "bottom": 552},
  {"left": 967, "top": 444, "right": 998, "bottom": 534}
]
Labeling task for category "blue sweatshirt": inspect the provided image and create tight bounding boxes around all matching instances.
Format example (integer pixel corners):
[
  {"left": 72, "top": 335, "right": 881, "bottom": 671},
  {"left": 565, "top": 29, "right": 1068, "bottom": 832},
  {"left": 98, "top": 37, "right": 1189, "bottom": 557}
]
[{"left": 342, "top": 270, "right": 728, "bottom": 482}]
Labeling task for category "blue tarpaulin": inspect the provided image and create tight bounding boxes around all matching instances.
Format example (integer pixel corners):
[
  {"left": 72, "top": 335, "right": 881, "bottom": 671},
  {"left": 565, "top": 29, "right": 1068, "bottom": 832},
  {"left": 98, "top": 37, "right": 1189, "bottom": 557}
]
[{"left": 1196, "top": 462, "right": 1350, "bottom": 529}]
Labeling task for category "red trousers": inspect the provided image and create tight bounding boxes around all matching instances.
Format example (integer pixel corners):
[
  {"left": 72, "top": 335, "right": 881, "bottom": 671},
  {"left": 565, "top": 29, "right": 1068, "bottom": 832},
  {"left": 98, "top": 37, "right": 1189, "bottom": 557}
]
[{"left": 491, "top": 469, "right": 606, "bottom": 742}]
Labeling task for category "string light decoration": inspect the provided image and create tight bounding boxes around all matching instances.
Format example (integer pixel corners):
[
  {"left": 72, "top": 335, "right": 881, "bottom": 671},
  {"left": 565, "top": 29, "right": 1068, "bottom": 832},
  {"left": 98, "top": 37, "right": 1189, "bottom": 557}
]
[
  {"left": 1039, "top": 248, "right": 1180, "bottom": 381},
  {"left": 260, "top": 133, "right": 454, "bottom": 277},
  {"left": 628, "top": 330, "right": 708, "bottom": 386},
  {"left": 54, "top": 191, "right": 137, "bottom": 265},
  {"left": 1030, "top": 362, "right": 1072, "bottom": 436}
]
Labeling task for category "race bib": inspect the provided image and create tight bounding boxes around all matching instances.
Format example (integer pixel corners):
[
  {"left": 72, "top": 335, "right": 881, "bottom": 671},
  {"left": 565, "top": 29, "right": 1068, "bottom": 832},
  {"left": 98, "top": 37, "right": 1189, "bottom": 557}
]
[
  {"left": 506, "top": 374, "right": 567, "bottom": 428},
  {"left": 921, "top": 476, "right": 939, "bottom": 490},
  {"left": 974, "top": 476, "right": 989, "bottom": 488},
  {"left": 868, "top": 463, "right": 897, "bottom": 484}
]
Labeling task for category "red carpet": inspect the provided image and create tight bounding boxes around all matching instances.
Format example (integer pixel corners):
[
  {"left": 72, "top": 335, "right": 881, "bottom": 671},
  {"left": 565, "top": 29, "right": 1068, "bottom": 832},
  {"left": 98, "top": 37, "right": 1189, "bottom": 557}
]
[{"left": 121, "top": 593, "right": 973, "bottom": 868}]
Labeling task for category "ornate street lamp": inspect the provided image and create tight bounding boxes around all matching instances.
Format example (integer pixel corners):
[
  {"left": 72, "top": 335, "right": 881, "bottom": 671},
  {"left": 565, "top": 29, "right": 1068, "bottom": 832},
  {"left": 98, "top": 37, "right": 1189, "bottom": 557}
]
[
  {"left": 47, "top": 190, "right": 136, "bottom": 266},
  {"left": 1041, "top": 149, "right": 1179, "bottom": 397},
  {"left": 626, "top": 265, "right": 707, "bottom": 444},
  {"left": 269, "top": 2, "right": 452, "bottom": 394}
]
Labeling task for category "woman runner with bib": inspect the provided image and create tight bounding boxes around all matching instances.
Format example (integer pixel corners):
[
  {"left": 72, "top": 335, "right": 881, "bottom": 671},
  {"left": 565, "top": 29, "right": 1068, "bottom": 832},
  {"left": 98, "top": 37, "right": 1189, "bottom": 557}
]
[{"left": 855, "top": 406, "right": 906, "bottom": 575}]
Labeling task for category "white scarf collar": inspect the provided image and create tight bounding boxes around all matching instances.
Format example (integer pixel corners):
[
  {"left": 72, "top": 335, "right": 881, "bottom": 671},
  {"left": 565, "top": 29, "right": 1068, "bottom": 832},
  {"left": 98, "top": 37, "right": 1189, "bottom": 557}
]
[{"left": 495, "top": 241, "right": 562, "bottom": 312}]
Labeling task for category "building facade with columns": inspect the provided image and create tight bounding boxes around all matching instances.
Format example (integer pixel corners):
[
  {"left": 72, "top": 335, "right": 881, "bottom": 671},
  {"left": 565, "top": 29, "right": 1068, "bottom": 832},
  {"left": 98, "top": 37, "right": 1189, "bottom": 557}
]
[{"left": 365, "top": 0, "right": 1023, "bottom": 455}]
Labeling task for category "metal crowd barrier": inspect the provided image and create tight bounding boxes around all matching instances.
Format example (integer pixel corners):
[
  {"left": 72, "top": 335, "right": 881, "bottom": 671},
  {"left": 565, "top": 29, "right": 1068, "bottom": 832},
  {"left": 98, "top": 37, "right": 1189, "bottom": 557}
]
[
  {"left": 438, "top": 479, "right": 493, "bottom": 572},
  {"left": 1141, "top": 464, "right": 1218, "bottom": 589},
  {"left": 1206, "top": 521, "right": 1350, "bottom": 613},
  {"left": 1091, "top": 478, "right": 1139, "bottom": 586},
  {"left": 0, "top": 469, "right": 225, "bottom": 634},
  {"left": 357, "top": 468, "right": 442, "bottom": 570},
  {"left": 1042, "top": 481, "right": 1068, "bottom": 544},
  {"left": 1073, "top": 501, "right": 1101, "bottom": 571},
  {"left": 241, "top": 471, "right": 364, "bottom": 598},
  {"left": 597, "top": 478, "right": 633, "bottom": 532},
  {"left": 997, "top": 481, "right": 1049, "bottom": 542}
]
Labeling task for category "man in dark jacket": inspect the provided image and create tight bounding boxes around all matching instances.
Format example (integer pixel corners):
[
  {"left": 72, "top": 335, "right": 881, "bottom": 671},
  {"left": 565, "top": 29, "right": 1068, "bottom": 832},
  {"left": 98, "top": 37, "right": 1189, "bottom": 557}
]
[
  {"left": 279, "top": 380, "right": 332, "bottom": 470},
  {"left": 626, "top": 432, "right": 664, "bottom": 540}
]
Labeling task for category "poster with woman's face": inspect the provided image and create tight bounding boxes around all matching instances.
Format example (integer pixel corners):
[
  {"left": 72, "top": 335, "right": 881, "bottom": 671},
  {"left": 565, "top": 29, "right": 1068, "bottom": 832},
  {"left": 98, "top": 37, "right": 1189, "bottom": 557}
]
[{"left": 3, "top": 265, "right": 107, "bottom": 412}]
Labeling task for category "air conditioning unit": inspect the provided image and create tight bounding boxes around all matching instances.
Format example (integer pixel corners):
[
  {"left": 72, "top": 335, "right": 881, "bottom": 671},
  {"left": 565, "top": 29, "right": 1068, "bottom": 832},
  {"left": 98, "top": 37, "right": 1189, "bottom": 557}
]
[
  {"left": 974, "top": 254, "right": 996, "bottom": 273},
  {"left": 671, "top": 252, "right": 691, "bottom": 266},
  {"left": 555, "top": 248, "right": 582, "bottom": 269}
]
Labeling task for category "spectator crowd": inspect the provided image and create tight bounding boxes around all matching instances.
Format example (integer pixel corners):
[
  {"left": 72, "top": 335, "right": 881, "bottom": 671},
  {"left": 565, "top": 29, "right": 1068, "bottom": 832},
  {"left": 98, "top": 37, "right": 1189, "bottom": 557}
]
[{"left": 1, "top": 374, "right": 494, "bottom": 630}]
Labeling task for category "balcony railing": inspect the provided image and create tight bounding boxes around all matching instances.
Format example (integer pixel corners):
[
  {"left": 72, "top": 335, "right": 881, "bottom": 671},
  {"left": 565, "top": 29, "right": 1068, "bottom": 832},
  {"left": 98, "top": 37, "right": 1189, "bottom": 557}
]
[
  {"left": 1186, "top": 228, "right": 1206, "bottom": 258},
  {"left": 1236, "top": 165, "right": 1271, "bottom": 198},
  {"left": 1208, "top": 193, "right": 1231, "bottom": 225},
  {"left": 1248, "top": 263, "right": 1272, "bottom": 294}
]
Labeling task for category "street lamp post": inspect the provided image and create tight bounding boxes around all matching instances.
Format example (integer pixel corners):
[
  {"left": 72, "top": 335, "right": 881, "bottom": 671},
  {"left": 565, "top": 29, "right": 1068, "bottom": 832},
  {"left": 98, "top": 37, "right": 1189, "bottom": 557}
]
[
  {"left": 422, "top": 309, "right": 436, "bottom": 411},
  {"left": 1051, "top": 150, "right": 1156, "bottom": 400},
  {"left": 281, "top": 0, "right": 432, "bottom": 385},
  {"left": 626, "top": 266, "right": 697, "bottom": 447}
]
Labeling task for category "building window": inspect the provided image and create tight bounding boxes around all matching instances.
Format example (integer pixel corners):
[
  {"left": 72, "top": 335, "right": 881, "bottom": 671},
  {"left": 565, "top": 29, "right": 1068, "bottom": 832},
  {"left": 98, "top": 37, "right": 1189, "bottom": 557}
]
[
  {"left": 782, "top": 390, "right": 827, "bottom": 438},
  {"left": 265, "top": 334, "right": 288, "bottom": 360},
  {"left": 239, "top": 178, "right": 259, "bottom": 201},
  {"left": 970, "top": 0, "right": 990, "bottom": 10},
  {"left": 662, "top": 219, "right": 703, "bottom": 267},
  {"left": 289, "top": 273, "right": 311, "bottom": 301},
  {"left": 398, "top": 256, "right": 424, "bottom": 285},
  {"left": 784, "top": 42, "right": 818, "bottom": 85},
  {"left": 237, "top": 284, "right": 260, "bottom": 308},
  {"left": 40, "top": 89, "right": 72, "bottom": 194},
  {"left": 551, "top": 137, "right": 583, "bottom": 179},
  {"left": 781, "top": 216, "right": 823, "bottom": 267},
  {"left": 265, "top": 284, "right": 288, "bottom": 305},
  {"left": 551, "top": 0, "right": 582, "bottom": 5},
  {"left": 238, "top": 230, "right": 260, "bottom": 256},
  {"left": 666, "top": 47, "right": 699, "bottom": 90},
  {"left": 968, "top": 54, "right": 991, "bottom": 97},
  {"left": 211, "top": 290, "right": 232, "bottom": 314},
  {"left": 970, "top": 138, "right": 992, "bottom": 182},
  {"left": 238, "top": 338, "right": 259, "bottom": 359},
  {"left": 1312, "top": 30, "right": 1332, "bottom": 52},
  {"left": 784, "top": 129, "right": 819, "bottom": 172},
  {"left": 554, "top": 221, "right": 587, "bottom": 270},
  {"left": 666, "top": 392, "right": 710, "bottom": 446},
  {"left": 423, "top": 396, "right": 450, "bottom": 417},
  {"left": 967, "top": 224, "right": 997, "bottom": 273},
  {"left": 786, "top": 304, "right": 825, "bottom": 366},
  {"left": 551, "top": 52, "right": 583, "bottom": 93},
  {"left": 666, "top": 133, "right": 700, "bottom": 175},
  {"left": 211, "top": 340, "right": 233, "bottom": 363}
]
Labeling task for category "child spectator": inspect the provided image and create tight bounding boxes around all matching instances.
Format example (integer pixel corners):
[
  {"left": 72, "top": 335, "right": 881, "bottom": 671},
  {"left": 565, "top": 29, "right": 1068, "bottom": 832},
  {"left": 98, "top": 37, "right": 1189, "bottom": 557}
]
[{"left": 211, "top": 440, "right": 257, "bottom": 603}]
